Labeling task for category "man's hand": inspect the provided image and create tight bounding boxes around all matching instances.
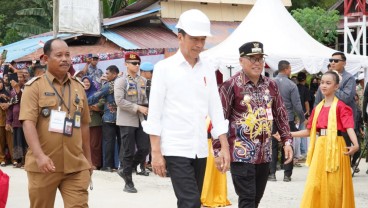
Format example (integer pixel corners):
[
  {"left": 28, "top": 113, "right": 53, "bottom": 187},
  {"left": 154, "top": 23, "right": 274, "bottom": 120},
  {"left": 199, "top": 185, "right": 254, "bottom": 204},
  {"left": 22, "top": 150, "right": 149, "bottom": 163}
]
[
  {"left": 151, "top": 151, "right": 166, "bottom": 177},
  {"left": 35, "top": 153, "right": 55, "bottom": 173},
  {"left": 272, "top": 132, "right": 281, "bottom": 142},
  {"left": 214, "top": 147, "right": 230, "bottom": 173},
  {"left": 283, "top": 145, "right": 293, "bottom": 164},
  {"left": 138, "top": 106, "right": 148, "bottom": 116},
  {"left": 5, "top": 124, "right": 11, "bottom": 131}
]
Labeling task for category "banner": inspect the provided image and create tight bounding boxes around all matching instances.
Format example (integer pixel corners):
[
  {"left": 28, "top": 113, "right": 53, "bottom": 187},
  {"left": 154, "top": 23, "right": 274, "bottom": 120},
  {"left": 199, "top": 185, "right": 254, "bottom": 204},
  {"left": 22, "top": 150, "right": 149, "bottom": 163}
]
[{"left": 58, "top": 0, "right": 101, "bottom": 35}]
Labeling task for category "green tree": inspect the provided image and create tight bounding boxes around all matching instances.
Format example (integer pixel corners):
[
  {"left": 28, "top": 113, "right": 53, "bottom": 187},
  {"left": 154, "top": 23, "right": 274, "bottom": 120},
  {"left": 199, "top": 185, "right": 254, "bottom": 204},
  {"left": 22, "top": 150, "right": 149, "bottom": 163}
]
[
  {"left": 292, "top": 7, "right": 340, "bottom": 45},
  {"left": 9, "top": 0, "right": 52, "bottom": 38},
  {"left": 102, "top": 0, "right": 137, "bottom": 18},
  {"left": 2, "top": 29, "right": 22, "bottom": 45},
  {"left": 290, "top": 0, "right": 338, "bottom": 10}
]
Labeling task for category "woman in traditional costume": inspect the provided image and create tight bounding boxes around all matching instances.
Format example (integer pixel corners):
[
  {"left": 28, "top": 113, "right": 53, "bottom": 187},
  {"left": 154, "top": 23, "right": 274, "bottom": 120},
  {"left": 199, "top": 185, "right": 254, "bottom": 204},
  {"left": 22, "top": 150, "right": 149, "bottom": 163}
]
[{"left": 291, "top": 71, "right": 359, "bottom": 208}]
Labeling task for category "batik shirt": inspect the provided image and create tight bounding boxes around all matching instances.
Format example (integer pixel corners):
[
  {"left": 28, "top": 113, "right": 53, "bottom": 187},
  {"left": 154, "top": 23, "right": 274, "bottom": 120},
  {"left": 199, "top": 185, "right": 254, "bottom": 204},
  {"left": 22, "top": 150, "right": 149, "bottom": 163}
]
[{"left": 217, "top": 71, "right": 292, "bottom": 164}]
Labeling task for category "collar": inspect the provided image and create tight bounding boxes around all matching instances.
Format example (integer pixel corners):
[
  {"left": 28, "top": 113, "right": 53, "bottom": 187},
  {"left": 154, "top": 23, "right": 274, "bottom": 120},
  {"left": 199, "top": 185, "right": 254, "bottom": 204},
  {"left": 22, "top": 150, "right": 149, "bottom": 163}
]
[
  {"left": 242, "top": 72, "right": 265, "bottom": 85},
  {"left": 173, "top": 49, "right": 203, "bottom": 68},
  {"left": 277, "top": 73, "right": 289, "bottom": 78},
  {"left": 46, "top": 70, "right": 70, "bottom": 85}
]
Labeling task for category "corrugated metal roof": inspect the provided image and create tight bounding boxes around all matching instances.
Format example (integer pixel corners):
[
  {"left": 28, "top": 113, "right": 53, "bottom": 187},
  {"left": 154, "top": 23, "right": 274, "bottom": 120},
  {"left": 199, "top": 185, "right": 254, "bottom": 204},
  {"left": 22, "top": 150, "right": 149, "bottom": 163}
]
[
  {"left": 112, "top": 0, "right": 158, "bottom": 17},
  {"left": 161, "top": 18, "right": 240, "bottom": 49},
  {"left": 0, "top": 34, "right": 74, "bottom": 62},
  {"left": 104, "top": 6, "right": 160, "bottom": 28},
  {"left": 101, "top": 30, "right": 140, "bottom": 49},
  {"left": 15, "top": 38, "right": 121, "bottom": 62},
  {"left": 104, "top": 25, "right": 178, "bottom": 50}
]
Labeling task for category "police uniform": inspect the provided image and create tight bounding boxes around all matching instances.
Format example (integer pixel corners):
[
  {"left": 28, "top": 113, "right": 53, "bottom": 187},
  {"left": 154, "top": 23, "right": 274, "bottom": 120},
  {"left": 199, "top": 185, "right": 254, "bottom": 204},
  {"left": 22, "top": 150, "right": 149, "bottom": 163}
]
[
  {"left": 115, "top": 52, "right": 150, "bottom": 191},
  {"left": 19, "top": 70, "right": 91, "bottom": 208}
]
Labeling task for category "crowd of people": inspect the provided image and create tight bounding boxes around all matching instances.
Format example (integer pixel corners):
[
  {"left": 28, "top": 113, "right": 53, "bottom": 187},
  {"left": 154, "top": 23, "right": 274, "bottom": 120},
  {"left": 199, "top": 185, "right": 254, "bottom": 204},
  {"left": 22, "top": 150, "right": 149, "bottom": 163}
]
[{"left": 0, "top": 8, "right": 366, "bottom": 208}]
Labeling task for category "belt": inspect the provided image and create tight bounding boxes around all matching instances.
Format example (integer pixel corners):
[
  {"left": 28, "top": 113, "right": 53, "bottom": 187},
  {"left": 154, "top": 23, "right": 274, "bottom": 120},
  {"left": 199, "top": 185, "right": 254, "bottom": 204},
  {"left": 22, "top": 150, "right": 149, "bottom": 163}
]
[{"left": 317, "top": 129, "right": 342, "bottom": 136}]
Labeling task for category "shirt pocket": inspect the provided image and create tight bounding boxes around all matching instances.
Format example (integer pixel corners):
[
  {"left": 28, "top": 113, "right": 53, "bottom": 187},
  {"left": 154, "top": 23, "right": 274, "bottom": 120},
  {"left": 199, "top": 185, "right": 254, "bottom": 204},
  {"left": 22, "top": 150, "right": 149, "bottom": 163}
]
[{"left": 38, "top": 98, "right": 57, "bottom": 117}]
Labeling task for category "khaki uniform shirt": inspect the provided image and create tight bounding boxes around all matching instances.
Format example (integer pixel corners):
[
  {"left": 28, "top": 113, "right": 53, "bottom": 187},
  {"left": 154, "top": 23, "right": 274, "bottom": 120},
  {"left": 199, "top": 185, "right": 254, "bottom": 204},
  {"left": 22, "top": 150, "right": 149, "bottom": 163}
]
[
  {"left": 114, "top": 74, "right": 148, "bottom": 127},
  {"left": 19, "top": 71, "right": 91, "bottom": 173}
]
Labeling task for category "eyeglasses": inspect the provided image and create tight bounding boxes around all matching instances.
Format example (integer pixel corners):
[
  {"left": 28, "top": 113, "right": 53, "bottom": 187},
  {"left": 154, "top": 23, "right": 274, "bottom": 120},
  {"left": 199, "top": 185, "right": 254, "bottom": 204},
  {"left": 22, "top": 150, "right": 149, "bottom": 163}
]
[
  {"left": 243, "top": 56, "right": 265, "bottom": 64},
  {"left": 127, "top": 62, "right": 140, "bottom": 66},
  {"left": 329, "top": 59, "right": 344, "bottom": 63}
]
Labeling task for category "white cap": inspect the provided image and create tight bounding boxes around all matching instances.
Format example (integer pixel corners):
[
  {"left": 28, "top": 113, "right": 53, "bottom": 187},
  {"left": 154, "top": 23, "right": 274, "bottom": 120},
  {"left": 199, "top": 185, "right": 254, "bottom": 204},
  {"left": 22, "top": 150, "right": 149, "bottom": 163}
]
[{"left": 175, "top": 9, "right": 212, "bottom": 37}]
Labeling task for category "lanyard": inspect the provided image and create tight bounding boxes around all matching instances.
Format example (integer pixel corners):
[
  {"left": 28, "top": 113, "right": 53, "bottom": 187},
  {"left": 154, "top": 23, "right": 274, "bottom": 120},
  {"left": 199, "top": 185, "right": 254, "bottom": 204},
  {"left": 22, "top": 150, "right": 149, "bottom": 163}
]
[{"left": 45, "top": 74, "right": 71, "bottom": 115}]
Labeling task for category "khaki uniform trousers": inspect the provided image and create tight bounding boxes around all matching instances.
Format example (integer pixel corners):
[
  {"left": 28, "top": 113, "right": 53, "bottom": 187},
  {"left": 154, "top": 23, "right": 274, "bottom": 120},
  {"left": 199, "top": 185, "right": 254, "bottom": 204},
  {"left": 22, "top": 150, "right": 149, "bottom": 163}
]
[
  {"left": 0, "top": 127, "right": 13, "bottom": 163},
  {"left": 27, "top": 169, "right": 90, "bottom": 208}
]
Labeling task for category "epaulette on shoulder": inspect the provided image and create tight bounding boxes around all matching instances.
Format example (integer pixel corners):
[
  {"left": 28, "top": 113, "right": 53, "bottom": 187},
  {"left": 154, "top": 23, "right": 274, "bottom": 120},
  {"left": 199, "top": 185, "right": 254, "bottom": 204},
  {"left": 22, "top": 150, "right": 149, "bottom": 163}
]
[
  {"left": 25, "top": 76, "right": 41, "bottom": 86},
  {"left": 72, "top": 77, "right": 85, "bottom": 88}
]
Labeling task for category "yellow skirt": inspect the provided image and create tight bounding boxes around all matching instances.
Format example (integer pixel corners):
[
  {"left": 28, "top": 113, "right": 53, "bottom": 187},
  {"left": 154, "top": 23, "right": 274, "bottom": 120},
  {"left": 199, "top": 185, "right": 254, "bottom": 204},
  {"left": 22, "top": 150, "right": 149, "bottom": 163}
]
[
  {"left": 301, "top": 136, "right": 355, "bottom": 208},
  {"left": 201, "top": 140, "right": 231, "bottom": 207}
]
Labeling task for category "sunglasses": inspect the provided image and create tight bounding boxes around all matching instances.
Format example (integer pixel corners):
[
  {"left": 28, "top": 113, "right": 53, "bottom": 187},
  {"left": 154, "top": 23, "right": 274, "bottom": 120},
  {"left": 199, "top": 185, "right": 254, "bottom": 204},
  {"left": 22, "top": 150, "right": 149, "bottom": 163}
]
[
  {"left": 127, "top": 62, "right": 140, "bottom": 66},
  {"left": 329, "top": 59, "right": 344, "bottom": 63}
]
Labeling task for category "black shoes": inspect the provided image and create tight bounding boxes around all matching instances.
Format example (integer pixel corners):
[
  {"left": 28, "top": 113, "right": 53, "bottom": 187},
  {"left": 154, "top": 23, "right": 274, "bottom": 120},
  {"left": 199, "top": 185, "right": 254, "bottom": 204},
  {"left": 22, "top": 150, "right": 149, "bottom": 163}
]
[
  {"left": 100, "top": 167, "right": 113, "bottom": 172},
  {"left": 135, "top": 164, "right": 149, "bottom": 176},
  {"left": 117, "top": 169, "right": 137, "bottom": 193},
  {"left": 123, "top": 184, "right": 138, "bottom": 193},
  {"left": 268, "top": 174, "right": 276, "bottom": 181},
  {"left": 283, "top": 176, "right": 291, "bottom": 182}
]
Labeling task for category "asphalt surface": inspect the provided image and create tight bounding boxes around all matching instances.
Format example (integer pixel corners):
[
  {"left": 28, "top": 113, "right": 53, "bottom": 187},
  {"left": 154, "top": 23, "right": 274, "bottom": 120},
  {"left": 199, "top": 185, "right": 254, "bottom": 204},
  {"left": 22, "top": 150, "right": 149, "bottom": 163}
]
[{"left": 2, "top": 161, "right": 368, "bottom": 208}]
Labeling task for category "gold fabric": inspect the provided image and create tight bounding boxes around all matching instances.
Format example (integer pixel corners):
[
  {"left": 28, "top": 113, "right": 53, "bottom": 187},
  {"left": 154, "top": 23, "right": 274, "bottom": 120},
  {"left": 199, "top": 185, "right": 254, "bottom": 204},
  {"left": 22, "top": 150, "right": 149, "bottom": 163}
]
[
  {"left": 307, "top": 96, "right": 339, "bottom": 172},
  {"left": 201, "top": 139, "right": 231, "bottom": 207},
  {"left": 301, "top": 97, "right": 355, "bottom": 207}
]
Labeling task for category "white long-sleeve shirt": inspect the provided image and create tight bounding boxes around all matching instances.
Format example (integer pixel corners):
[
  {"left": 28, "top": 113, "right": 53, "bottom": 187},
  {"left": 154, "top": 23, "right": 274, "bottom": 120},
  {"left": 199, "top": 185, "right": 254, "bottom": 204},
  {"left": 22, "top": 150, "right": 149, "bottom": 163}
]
[{"left": 143, "top": 50, "right": 228, "bottom": 159}]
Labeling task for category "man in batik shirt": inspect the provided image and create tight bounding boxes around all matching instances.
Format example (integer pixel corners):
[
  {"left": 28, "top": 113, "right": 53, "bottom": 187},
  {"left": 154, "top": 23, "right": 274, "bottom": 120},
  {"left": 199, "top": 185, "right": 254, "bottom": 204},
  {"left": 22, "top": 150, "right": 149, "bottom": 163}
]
[{"left": 215, "top": 41, "right": 293, "bottom": 208}]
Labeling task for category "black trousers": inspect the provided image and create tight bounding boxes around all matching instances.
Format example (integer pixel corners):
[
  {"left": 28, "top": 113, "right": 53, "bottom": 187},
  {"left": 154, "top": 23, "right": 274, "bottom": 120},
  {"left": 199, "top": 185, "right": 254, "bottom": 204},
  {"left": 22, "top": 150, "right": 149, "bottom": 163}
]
[
  {"left": 119, "top": 124, "right": 150, "bottom": 174},
  {"left": 269, "top": 137, "right": 293, "bottom": 177},
  {"left": 165, "top": 156, "right": 206, "bottom": 208},
  {"left": 102, "top": 122, "right": 120, "bottom": 169},
  {"left": 231, "top": 162, "right": 270, "bottom": 208}
]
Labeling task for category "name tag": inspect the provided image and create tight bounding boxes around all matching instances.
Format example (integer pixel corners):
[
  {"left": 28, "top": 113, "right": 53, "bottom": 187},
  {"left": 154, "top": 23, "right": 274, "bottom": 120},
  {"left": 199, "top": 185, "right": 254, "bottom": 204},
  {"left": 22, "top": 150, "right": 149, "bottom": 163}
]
[
  {"left": 266, "top": 108, "right": 273, "bottom": 120},
  {"left": 49, "top": 110, "right": 66, "bottom": 133}
]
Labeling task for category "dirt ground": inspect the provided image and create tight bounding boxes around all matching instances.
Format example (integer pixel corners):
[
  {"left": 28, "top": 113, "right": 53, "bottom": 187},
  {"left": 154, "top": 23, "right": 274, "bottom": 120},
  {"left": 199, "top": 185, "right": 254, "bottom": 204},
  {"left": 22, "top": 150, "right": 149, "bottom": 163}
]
[{"left": 2, "top": 161, "right": 368, "bottom": 208}]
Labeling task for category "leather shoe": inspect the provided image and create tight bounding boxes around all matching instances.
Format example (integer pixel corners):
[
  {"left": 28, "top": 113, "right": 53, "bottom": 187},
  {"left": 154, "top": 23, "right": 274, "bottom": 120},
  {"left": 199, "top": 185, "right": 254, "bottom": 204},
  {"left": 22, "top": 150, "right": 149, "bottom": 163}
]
[
  {"left": 123, "top": 184, "right": 137, "bottom": 193},
  {"left": 283, "top": 176, "right": 291, "bottom": 182},
  {"left": 268, "top": 174, "right": 276, "bottom": 181}
]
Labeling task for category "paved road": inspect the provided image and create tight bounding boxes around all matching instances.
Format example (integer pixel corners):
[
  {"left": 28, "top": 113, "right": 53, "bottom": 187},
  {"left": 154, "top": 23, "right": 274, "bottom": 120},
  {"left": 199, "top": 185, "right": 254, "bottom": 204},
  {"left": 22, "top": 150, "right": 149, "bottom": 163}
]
[{"left": 2, "top": 161, "right": 368, "bottom": 208}]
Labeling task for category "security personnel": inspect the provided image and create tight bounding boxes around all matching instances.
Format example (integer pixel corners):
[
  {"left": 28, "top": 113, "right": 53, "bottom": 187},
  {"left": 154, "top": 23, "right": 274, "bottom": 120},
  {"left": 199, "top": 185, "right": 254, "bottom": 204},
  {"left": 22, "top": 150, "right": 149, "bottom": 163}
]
[
  {"left": 20, "top": 38, "right": 92, "bottom": 208},
  {"left": 140, "top": 62, "right": 154, "bottom": 101},
  {"left": 114, "top": 52, "right": 150, "bottom": 193}
]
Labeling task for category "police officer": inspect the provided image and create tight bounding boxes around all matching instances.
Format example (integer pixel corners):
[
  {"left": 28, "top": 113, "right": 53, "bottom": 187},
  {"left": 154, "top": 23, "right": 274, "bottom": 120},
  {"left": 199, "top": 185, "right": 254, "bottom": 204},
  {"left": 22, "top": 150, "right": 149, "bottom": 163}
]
[
  {"left": 20, "top": 38, "right": 92, "bottom": 208},
  {"left": 114, "top": 52, "right": 150, "bottom": 193},
  {"left": 139, "top": 62, "right": 154, "bottom": 101}
]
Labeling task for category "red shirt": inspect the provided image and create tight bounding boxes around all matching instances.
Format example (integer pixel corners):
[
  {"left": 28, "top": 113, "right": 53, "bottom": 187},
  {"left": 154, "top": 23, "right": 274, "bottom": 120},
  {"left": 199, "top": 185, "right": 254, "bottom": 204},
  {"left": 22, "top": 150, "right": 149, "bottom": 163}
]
[{"left": 307, "top": 100, "right": 354, "bottom": 132}]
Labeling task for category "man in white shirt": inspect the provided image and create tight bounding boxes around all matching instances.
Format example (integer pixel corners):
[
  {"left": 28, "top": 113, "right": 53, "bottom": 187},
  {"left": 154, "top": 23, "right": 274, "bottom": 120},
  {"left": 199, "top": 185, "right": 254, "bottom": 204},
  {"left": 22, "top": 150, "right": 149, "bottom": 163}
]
[{"left": 143, "top": 9, "right": 230, "bottom": 208}]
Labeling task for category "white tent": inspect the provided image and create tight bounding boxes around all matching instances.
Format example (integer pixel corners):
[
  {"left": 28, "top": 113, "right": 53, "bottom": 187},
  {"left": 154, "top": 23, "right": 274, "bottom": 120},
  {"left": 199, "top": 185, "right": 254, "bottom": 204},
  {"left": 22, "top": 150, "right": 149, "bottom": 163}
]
[{"left": 203, "top": 0, "right": 368, "bottom": 80}]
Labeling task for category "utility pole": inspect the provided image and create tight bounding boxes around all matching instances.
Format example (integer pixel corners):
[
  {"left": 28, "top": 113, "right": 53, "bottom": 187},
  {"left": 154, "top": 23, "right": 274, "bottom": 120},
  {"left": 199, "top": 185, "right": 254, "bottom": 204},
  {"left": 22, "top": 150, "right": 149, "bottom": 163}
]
[{"left": 53, "top": 0, "right": 59, "bottom": 38}]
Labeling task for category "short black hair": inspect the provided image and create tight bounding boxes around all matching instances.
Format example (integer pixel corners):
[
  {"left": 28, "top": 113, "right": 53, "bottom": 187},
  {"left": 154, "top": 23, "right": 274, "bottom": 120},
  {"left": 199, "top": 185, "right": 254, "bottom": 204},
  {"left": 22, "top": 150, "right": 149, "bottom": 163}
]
[
  {"left": 43, "top": 38, "right": 66, "bottom": 56},
  {"left": 278, "top": 60, "right": 290, "bottom": 71},
  {"left": 106, "top": 65, "right": 119, "bottom": 74},
  {"left": 297, "top": 72, "right": 306, "bottom": 82},
  {"left": 332, "top": 52, "right": 346, "bottom": 61},
  {"left": 178, "top": 29, "right": 187, "bottom": 36}
]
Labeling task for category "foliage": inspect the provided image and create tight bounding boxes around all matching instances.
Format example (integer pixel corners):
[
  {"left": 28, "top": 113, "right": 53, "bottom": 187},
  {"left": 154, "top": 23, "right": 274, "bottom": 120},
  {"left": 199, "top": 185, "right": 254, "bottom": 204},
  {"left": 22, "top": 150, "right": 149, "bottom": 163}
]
[
  {"left": 102, "top": 0, "right": 137, "bottom": 18},
  {"left": 292, "top": 7, "right": 340, "bottom": 44},
  {"left": 2, "top": 29, "right": 22, "bottom": 45},
  {"left": 9, "top": 0, "right": 52, "bottom": 38},
  {"left": 289, "top": 0, "right": 337, "bottom": 10}
]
